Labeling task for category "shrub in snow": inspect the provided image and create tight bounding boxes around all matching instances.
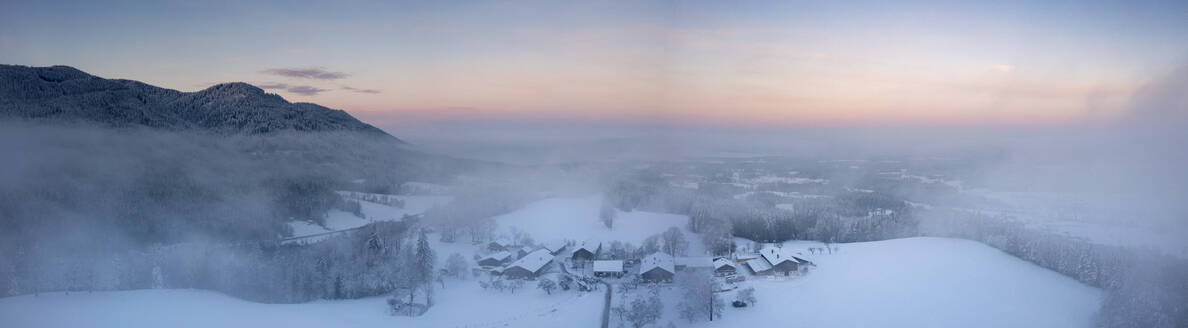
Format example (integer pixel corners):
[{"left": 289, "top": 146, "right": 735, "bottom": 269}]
[
  {"left": 537, "top": 278, "right": 557, "bottom": 295},
  {"left": 737, "top": 286, "right": 757, "bottom": 306}
]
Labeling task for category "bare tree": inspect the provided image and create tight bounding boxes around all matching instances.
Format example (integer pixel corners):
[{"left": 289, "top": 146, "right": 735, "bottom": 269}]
[{"left": 661, "top": 227, "right": 689, "bottom": 256}]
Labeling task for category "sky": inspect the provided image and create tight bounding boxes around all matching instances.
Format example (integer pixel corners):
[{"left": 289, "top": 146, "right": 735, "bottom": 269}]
[{"left": 2, "top": 0, "right": 1186, "bottom": 127}]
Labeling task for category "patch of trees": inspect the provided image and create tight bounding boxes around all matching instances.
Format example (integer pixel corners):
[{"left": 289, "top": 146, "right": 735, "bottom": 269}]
[{"left": 0, "top": 221, "right": 452, "bottom": 304}]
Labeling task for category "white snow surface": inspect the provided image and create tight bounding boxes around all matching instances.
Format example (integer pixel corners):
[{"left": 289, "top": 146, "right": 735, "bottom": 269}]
[
  {"left": 693, "top": 237, "right": 1102, "bottom": 328},
  {"left": 493, "top": 195, "right": 700, "bottom": 252},
  {"left": 0, "top": 282, "right": 601, "bottom": 328}
]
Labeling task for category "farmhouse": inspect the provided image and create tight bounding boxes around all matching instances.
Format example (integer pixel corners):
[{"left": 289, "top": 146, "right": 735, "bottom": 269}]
[
  {"left": 639, "top": 252, "right": 675, "bottom": 283},
  {"left": 503, "top": 249, "right": 554, "bottom": 280},
  {"left": 488, "top": 238, "right": 514, "bottom": 252},
  {"left": 675, "top": 257, "right": 714, "bottom": 271},
  {"left": 757, "top": 247, "right": 814, "bottom": 276},
  {"left": 478, "top": 251, "right": 512, "bottom": 267},
  {"left": 713, "top": 257, "right": 737, "bottom": 276},
  {"left": 570, "top": 240, "right": 602, "bottom": 265},
  {"left": 592, "top": 260, "right": 625, "bottom": 278}
]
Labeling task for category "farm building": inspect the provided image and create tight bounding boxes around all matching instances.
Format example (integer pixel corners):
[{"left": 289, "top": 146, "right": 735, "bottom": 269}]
[
  {"left": 488, "top": 239, "right": 514, "bottom": 252},
  {"left": 639, "top": 252, "right": 675, "bottom": 283},
  {"left": 675, "top": 257, "right": 714, "bottom": 271},
  {"left": 503, "top": 249, "right": 554, "bottom": 280},
  {"left": 713, "top": 258, "right": 737, "bottom": 276},
  {"left": 743, "top": 258, "right": 773, "bottom": 275},
  {"left": 593, "top": 260, "right": 625, "bottom": 278},
  {"left": 757, "top": 247, "right": 814, "bottom": 276},
  {"left": 570, "top": 240, "right": 602, "bottom": 265},
  {"left": 478, "top": 251, "right": 513, "bottom": 267}
]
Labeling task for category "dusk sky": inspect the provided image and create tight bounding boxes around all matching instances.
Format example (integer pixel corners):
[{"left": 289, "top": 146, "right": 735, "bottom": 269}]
[{"left": 3, "top": 0, "right": 1186, "bottom": 127}]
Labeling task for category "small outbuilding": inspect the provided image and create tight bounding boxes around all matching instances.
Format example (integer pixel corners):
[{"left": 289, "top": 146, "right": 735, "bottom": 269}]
[
  {"left": 593, "top": 260, "right": 625, "bottom": 278},
  {"left": 713, "top": 258, "right": 737, "bottom": 276}
]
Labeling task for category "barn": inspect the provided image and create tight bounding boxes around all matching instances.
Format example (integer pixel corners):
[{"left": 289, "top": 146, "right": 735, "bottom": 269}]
[
  {"left": 478, "top": 251, "right": 512, "bottom": 267},
  {"left": 639, "top": 252, "right": 674, "bottom": 283},
  {"left": 503, "top": 249, "right": 554, "bottom": 280}
]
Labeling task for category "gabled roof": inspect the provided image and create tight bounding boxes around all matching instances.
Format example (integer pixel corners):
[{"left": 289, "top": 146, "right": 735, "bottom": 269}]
[
  {"left": 480, "top": 251, "right": 512, "bottom": 262},
  {"left": 489, "top": 238, "right": 513, "bottom": 247},
  {"left": 574, "top": 239, "right": 601, "bottom": 253},
  {"left": 593, "top": 260, "right": 624, "bottom": 273},
  {"left": 744, "top": 258, "right": 772, "bottom": 272},
  {"left": 517, "top": 246, "right": 535, "bottom": 254},
  {"left": 713, "top": 258, "right": 736, "bottom": 270},
  {"left": 506, "top": 249, "right": 553, "bottom": 274},
  {"left": 759, "top": 247, "right": 808, "bottom": 267},
  {"left": 542, "top": 240, "right": 567, "bottom": 253},
  {"left": 640, "top": 252, "right": 674, "bottom": 274}
]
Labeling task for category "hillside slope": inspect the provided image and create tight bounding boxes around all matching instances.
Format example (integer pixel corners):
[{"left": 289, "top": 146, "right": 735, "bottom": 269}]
[{"left": 0, "top": 65, "right": 395, "bottom": 139}]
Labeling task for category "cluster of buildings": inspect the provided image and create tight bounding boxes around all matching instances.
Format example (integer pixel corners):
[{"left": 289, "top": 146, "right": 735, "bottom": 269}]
[{"left": 474, "top": 238, "right": 814, "bottom": 282}]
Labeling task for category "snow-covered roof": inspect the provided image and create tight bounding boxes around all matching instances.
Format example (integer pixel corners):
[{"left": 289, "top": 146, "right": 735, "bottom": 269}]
[
  {"left": 506, "top": 249, "right": 553, "bottom": 274},
  {"left": 481, "top": 251, "right": 512, "bottom": 262},
  {"left": 675, "top": 257, "right": 714, "bottom": 268},
  {"left": 517, "top": 246, "right": 535, "bottom": 254},
  {"left": 640, "top": 252, "right": 674, "bottom": 274},
  {"left": 593, "top": 260, "right": 624, "bottom": 273},
  {"left": 490, "top": 238, "right": 513, "bottom": 247},
  {"left": 574, "top": 239, "right": 601, "bottom": 253},
  {"left": 759, "top": 247, "right": 806, "bottom": 267},
  {"left": 713, "top": 258, "right": 736, "bottom": 270},
  {"left": 744, "top": 258, "right": 772, "bottom": 272},
  {"left": 542, "top": 240, "right": 566, "bottom": 253}
]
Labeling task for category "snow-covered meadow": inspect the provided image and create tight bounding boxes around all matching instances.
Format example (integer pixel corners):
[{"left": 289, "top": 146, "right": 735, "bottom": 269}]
[{"left": 681, "top": 237, "right": 1101, "bottom": 328}]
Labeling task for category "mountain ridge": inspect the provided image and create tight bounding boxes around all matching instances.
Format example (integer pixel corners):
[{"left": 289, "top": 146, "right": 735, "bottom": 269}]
[{"left": 0, "top": 64, "right": 398, "bottom": 140}]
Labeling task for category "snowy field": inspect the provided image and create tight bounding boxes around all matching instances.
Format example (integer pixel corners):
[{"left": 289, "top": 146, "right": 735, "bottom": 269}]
[
  {"left": 685, "top": 237, "right": 1101, "bottom": 328},
  {"left": 288, "top": 195, "right": 452, "bottom": 240},
  {"left": 492, "top": 195, "right": 704, "bottom": 254},
  {"left": 0, "top": 285, "right": 602, "bottom": 328}
]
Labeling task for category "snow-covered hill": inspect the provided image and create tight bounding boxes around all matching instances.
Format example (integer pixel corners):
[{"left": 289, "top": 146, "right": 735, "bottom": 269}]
[
  {"left": 0, "top": 65, "right": 395, "bottom": 138},
  {"left": 694, "top": 237, "right": 1101, "bottom": 328},
  {"left": 0, "top": 237, "right": 1101, "bottom": 328}
]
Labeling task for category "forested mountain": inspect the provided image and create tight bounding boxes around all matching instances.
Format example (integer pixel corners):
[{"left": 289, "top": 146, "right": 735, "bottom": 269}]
[{"left": 0, "top": 64, "right": 395, "bottom": 139}]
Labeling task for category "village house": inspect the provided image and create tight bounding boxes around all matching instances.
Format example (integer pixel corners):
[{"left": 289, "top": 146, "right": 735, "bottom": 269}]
[
  {"left": 639, "top": 252, "right": 675, "bottom": 283},
  {"left": 570, "top": 240, "right": 601, "bottom": 266},
  {"left": 503, "top": 249, "right": 554, "bottom": 280},
  {"left": 754, "top": 247, "right": 814, "bottom": 276},
  {"left": 592, "top": 260, "right": 625, "bottom": 278},
  {"left": 477, "top": 251, "right": 513, "bottom": 267},
  {"left": 488, "top": 238, "right": 514, "bottom": 252},
  {"left": 713, "top": 257, "right": 737, "bottom": 276}
]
